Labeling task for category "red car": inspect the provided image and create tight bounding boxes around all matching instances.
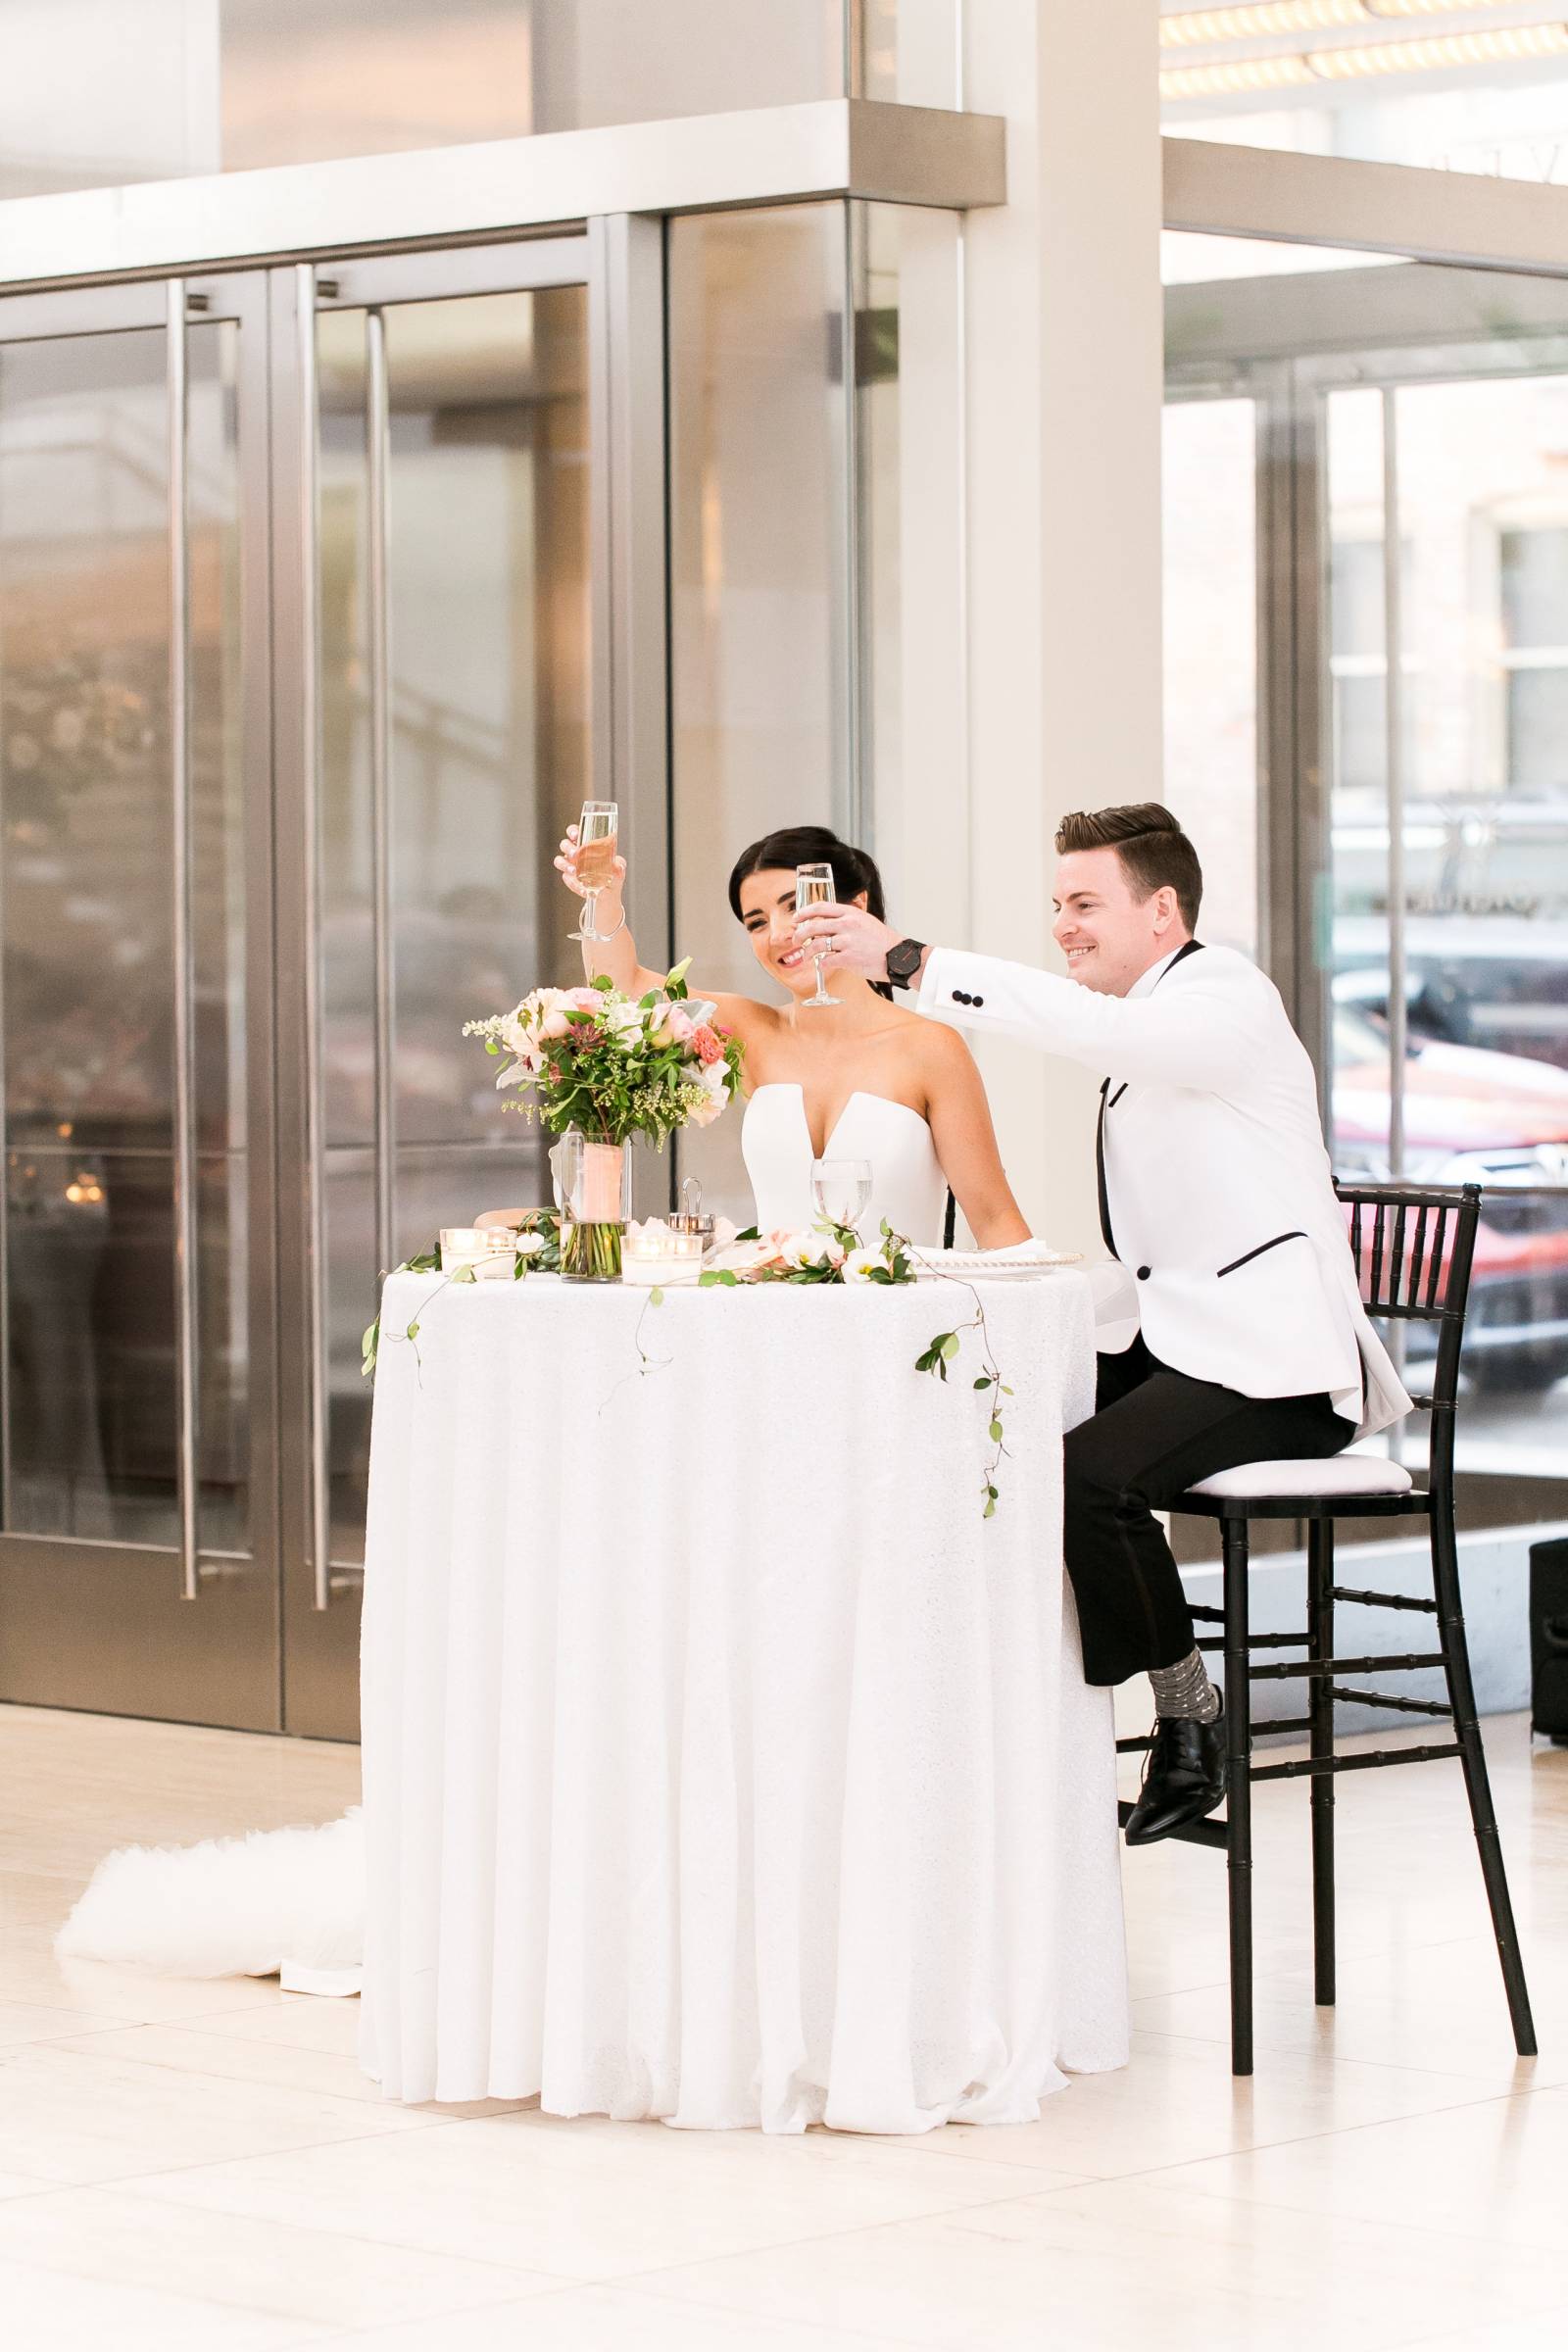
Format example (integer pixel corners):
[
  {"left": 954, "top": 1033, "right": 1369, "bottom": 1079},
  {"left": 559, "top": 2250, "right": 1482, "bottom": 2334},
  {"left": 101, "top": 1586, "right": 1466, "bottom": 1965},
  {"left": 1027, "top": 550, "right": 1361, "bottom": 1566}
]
[{"left": 1332, "top": 1005, "right": 1568, "bottom": 1392}]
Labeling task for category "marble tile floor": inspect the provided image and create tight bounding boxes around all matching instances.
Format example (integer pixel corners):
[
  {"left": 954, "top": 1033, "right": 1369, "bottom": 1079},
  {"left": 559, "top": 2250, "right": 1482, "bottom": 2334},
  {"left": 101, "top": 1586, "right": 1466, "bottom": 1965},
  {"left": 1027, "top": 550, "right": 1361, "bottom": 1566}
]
[{"left": 0, "top": 1700, "right": 1562, "bottom": 2351}]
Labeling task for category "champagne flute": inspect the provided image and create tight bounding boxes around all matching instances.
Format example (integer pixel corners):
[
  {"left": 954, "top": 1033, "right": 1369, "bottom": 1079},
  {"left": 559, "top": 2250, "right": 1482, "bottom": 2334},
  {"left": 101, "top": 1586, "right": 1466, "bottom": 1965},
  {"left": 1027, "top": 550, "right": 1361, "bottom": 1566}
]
[
  {"left": 812, "top": 1158, "right": 872, "bottom": 1237},
  {"left": 795, "top": 861, "right": 837, "bottom": 1009},
  {"left": 568, "top": 801, "right": 620, "bottom": 943}
]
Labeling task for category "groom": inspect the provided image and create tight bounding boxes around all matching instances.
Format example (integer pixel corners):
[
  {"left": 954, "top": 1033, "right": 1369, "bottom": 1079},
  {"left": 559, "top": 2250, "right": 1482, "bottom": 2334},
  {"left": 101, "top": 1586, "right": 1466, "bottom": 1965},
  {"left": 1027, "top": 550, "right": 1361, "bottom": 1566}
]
[{"left": 799, "top": 803, "right": 1408, "bottom": 1845}]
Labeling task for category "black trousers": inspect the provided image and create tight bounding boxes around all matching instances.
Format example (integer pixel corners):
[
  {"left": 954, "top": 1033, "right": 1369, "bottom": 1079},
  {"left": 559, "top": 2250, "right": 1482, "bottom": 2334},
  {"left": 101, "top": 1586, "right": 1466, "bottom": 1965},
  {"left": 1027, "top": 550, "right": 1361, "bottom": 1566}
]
[{"left": 1063, "top": 1333, "right": 1348, "bottom": 1688}]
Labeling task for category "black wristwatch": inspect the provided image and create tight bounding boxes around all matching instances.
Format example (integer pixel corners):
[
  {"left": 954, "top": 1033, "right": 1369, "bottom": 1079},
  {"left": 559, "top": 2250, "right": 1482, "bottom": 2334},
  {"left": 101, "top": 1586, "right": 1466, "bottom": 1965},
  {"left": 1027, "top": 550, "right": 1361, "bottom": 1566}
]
[{"left": 884, "top": 937, "right": 927, "bottom": 991}]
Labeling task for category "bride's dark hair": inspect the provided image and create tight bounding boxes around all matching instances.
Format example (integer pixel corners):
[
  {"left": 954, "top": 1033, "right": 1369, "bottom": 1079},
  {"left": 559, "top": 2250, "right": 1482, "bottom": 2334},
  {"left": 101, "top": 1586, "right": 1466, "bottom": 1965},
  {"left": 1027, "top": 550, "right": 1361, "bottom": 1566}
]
[{"left": 727, "top": 826, "right": 893, "bottom": 1001}]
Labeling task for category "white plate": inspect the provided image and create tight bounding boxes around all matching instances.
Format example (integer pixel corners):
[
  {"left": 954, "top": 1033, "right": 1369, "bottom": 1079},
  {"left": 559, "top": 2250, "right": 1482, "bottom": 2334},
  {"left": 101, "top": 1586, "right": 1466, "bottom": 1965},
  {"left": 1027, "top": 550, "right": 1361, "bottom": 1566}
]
[{"left": 910, "top": 1246, "right": 1082, "bottom": 1280}]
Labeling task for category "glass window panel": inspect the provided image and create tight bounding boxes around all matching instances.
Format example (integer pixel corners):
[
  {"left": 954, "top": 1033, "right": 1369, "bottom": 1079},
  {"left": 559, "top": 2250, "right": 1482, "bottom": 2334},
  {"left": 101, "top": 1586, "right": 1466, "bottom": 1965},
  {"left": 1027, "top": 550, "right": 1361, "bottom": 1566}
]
[
  {"left": 5, "top": 1145, "right": 175, "bottom": 1543},
  {"left": 668, "top": 203, "right": 849, "bottom": 1218},
  {"left": 1161, "top": 396, "right": 1258, "bottom": 958},
  {"left": 318, "top": 306, "right": 374, "bottom": 1152},
  {"left": 1335, "top": 671, "right": 1388, "bottom": 797},
  {"left": 0, "top": 2, "right": 858, "bottom": 197},
  {"left": 1501, "top": 525, "right": 1568, "bottom": 649},
  {"left": 0, "top": 317, "right": 250, "bottom": 1555},
  {"left": 0, "top": 330, "right": 175, "bottom": 1147},
  {"left": 1331, "top": 536, "right": 1386, "bottom": 660},
  {"left": 1507, "top": 665, "right": 1568, "bottom": 791},
  {"left": 382, "top": 285, "right": 589, "bottom": 1151}
]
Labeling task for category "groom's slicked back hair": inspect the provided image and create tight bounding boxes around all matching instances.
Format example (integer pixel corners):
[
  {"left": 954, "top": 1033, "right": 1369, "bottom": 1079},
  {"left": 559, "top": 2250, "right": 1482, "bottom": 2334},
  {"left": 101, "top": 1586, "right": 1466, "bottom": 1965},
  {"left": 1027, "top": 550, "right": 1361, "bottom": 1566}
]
[{"left": 1055, "top": 803, "right": 1202, "bottom": 932}]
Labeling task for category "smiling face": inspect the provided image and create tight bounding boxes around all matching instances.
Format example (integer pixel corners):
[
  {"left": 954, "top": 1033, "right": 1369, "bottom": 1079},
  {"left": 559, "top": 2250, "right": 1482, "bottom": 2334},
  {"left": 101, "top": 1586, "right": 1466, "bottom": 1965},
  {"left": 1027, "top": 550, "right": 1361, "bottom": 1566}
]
[
  {"left": 738, "top": 867, "right": 869, "bottom": 998},
  {"left": 1052, "top": 846, "right": 1188, "bottom": 998}
]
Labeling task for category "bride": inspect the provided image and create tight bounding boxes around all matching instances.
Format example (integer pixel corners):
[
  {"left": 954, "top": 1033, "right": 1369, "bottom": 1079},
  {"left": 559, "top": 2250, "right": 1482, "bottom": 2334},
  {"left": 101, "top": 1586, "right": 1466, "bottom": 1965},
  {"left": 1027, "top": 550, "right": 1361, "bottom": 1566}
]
[
  {"left": 553, "top": 820, "right": 1031, "bottom": 1250},
  {"left": 56, "top": 825, "right": 1030, "bottom": 1991}
]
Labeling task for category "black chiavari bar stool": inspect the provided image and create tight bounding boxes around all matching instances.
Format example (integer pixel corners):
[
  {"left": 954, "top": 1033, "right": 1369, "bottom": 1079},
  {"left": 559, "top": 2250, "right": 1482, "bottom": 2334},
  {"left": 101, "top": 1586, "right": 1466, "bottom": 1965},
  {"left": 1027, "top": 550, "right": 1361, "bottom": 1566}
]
[{"left": 1117, "top": 1181, "right": 1537, "bottom": 2076}]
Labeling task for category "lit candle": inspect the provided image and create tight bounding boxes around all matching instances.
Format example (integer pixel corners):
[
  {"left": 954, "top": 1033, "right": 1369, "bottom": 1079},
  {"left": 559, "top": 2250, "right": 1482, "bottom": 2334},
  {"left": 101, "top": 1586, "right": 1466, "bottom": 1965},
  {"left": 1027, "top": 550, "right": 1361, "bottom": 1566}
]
[
  {"left": 439, "top": 1227, "right": 517, "bottom": 1281},
  {"left": 621, "top": 1218, "right": 704, "bottom": 1287}
]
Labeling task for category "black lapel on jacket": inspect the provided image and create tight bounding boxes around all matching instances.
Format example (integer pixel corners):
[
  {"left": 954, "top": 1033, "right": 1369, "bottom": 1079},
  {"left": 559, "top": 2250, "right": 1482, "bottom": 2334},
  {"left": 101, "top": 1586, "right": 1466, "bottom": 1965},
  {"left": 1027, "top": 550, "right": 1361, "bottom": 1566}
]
[{"left": 1095, "top": 940, "right": 1203, "bottom": 1261}]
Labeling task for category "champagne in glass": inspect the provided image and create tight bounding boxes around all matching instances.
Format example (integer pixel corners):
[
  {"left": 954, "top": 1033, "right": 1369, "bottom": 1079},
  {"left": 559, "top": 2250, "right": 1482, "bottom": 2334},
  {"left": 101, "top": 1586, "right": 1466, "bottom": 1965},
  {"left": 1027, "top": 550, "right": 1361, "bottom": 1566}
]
[
  {"left": 569, "top": 801, "right": 619, "bottom": 943},
  {"left": 795, "top": 861, "right": 837, "bottom": 1009},
  {"left": 812, "top": 1158, "right": 872, "bottom": 1236}
]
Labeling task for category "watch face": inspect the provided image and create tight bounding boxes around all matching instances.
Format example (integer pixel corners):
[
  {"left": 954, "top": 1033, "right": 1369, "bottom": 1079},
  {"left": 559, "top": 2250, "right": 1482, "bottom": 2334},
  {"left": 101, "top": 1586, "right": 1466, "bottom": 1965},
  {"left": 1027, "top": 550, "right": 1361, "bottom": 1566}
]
[{"left": 887, "top": 939, "right": 924, "bottom": 983}]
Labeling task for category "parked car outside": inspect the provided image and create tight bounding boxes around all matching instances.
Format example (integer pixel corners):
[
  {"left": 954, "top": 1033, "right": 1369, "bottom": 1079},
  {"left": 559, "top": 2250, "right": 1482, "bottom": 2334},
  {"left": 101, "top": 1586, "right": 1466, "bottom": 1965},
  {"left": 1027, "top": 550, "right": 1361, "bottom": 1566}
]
[{"left": 1331, "top": 1000, "right": 1568, "bottom": 1393}]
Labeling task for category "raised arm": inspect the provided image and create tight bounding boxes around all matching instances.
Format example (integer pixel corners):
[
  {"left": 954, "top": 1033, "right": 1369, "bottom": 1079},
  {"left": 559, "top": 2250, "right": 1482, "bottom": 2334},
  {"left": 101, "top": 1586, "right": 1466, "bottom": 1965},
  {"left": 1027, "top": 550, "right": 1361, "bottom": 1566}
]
[
  {"left": 554, "top": 826, "right": 768, "bottom": 1070},
  {"left": 555, "top": 826, "right": 663, "bottom": 997},
  {"left": 915, "top": 948, "right": 1261, "bottom": 1092},
  {"left": 921, "top": 1026, "right": 1032, "bottom": 1250}
]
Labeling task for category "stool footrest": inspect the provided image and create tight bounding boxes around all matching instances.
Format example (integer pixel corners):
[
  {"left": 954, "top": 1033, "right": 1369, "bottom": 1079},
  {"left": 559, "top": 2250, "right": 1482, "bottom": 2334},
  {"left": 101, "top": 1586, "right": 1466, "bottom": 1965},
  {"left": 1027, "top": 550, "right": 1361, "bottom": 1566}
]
[
  {"left": 1333, "top": 1585, "right": 1438, "bottom": 1614},
  {"left": 1332, "top": 1686, "right": 1452, "bottom": 1718},
  {"left": 1197, "top": 1631, "right": 1310, "bottom": 1654},
  {"left": 1251, "top": 1741, "right": 1462, "bottom": 1782},
  {"left": 1250, "top": 1651, "right": 1445, "bottom": 1680}
]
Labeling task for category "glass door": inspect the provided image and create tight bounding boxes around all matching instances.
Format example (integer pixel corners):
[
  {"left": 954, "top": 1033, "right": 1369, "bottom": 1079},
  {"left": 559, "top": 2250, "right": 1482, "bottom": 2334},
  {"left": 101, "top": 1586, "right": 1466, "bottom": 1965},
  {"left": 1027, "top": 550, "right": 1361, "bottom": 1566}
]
[
  {"left": 1164, "top": 250, "right": 1568, "bottom": 1513},
  {"left": 270, "top": 242, "right": 603, "bottom": 1738},
  {"left": 1313, "top": 324, "right": 1568, "bottom": 1487},
  {"left": 0, "top": 274, "right": 280, "bottom": 1727}
]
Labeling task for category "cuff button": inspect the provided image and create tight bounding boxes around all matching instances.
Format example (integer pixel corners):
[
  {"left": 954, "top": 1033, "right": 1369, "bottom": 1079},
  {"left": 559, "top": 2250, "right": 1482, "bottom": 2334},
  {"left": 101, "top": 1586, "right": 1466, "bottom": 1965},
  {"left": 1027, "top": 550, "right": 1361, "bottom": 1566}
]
[{"left": 1136, "top": 1265, "right": 1152, "bottom": 1281}]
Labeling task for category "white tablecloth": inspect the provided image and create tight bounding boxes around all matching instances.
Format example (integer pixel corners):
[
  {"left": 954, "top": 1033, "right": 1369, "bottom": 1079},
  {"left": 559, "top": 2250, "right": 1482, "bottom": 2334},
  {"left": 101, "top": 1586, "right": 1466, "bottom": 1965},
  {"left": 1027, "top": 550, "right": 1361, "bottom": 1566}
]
[{"left": 359, "top": 1267, "right": 1128, "bottom": 2132}]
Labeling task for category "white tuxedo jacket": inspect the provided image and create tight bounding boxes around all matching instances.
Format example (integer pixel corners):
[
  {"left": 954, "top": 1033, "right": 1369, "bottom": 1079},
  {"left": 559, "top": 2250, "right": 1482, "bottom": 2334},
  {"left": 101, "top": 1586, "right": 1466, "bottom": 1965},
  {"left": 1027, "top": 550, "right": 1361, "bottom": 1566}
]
[{"left": 918, "top": 939, "right": 1410, "bottom": 1441}]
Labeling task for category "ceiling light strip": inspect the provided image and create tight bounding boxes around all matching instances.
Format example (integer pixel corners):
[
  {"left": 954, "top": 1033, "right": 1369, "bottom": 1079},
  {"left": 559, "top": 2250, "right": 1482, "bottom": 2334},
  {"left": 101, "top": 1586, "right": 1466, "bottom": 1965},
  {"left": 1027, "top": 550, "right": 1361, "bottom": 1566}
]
[
  {"left": 1162, "top": 1, "right": 1546, "bottom": 45},
  {"left": 1161, "top": 20, "right": 1568, "bottom": 95},
  {"left": 1313, "top": 23, "right": 1568, "bottom": 73}
]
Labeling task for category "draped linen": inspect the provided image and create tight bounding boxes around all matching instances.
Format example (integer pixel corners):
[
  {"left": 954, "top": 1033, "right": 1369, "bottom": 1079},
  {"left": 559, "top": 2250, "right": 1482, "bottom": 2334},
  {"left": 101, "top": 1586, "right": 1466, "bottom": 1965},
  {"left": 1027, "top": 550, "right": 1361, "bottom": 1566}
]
[{"left": 360, "top": 1269, "right": 1128, "bottom": 2132}]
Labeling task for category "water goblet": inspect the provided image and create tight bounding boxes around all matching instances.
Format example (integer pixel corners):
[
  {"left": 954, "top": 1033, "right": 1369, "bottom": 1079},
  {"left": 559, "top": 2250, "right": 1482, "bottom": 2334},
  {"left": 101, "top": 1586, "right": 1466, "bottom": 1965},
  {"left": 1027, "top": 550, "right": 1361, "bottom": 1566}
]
[{"left": 812, "top": 1157, "right": 872, "bottom": 1237}]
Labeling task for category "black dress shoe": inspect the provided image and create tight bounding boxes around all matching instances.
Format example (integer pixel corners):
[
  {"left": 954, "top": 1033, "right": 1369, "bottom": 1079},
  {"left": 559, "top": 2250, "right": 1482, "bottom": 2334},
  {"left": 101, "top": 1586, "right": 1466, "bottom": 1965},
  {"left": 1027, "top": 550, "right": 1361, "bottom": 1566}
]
[{"left": 1124, "top": 1702, "right": 1227, "bottom": 1846}]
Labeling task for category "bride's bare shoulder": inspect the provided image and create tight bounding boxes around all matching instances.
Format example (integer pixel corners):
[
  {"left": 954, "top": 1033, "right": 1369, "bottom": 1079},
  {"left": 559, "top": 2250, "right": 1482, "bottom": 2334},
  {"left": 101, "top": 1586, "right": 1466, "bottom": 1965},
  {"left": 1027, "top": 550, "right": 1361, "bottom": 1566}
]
[
  {"left": 908, "top": 1011, "right": 981, "bottom": 1090},
  {"left": 713, "top": 992, "right": 781, "bottom": 1034}
]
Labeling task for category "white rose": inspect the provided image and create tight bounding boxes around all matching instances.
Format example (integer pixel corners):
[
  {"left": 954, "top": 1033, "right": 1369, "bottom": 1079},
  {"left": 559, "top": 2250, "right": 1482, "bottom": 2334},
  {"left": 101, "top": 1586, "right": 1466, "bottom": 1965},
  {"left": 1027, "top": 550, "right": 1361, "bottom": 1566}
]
[
  {"left": 605, "top": 1000, "right": 647, "bottom": 1052},
  {"left": 840, "top": 1245, "right": 886, "bottom": 1286}
]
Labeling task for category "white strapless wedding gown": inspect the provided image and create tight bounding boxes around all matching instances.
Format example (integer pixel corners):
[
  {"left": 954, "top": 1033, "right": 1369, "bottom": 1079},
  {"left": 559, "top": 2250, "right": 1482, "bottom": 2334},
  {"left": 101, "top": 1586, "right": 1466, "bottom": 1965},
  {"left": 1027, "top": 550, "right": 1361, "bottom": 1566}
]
[{"left": 742, "top": 1083, "right": 949, "bottom": 1244}]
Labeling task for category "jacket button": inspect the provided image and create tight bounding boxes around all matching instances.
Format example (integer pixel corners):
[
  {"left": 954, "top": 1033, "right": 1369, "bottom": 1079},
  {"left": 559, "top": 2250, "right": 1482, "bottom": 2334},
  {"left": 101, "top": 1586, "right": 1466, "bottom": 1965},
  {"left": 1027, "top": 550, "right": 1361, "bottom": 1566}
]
[{"left": 1136, "top": 1265, "right": 1151, "bottom": 1281}]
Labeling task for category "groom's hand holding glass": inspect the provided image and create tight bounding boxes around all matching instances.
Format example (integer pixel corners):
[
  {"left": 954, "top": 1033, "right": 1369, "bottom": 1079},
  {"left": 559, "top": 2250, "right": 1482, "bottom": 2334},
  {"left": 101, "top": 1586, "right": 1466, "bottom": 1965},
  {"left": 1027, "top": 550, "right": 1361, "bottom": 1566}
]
[{"left": 793, "top": 901, "right": 925, "bottom": 989}]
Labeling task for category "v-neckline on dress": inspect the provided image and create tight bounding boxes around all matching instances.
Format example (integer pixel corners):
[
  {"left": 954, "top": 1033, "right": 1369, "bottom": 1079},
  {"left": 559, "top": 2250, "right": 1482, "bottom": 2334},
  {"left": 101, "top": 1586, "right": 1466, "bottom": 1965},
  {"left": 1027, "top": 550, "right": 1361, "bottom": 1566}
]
[{"left": 751, "top": 1081, "right": 929, "bottom": 1164}]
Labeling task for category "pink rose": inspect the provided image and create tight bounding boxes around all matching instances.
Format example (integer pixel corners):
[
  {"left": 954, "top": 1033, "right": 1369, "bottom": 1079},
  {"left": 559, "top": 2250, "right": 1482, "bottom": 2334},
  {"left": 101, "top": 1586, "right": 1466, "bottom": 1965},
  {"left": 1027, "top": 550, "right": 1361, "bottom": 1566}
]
[
  {"left": 666, "top": 1006, "right": 696, "bottom": 1043},
  {"left": 566, "top": 987, "right": 602, "bottom": 1013},
  {"left": 693, "top": 1025, "right": 723, "bottom": 1066}
]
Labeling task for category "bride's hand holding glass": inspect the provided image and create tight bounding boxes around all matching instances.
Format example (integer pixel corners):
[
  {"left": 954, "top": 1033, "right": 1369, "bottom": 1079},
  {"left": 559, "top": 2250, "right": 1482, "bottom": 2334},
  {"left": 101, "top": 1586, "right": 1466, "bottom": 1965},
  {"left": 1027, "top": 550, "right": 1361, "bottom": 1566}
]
[{"left": 556, "top": 805, "right": 627, "bottom": 945}]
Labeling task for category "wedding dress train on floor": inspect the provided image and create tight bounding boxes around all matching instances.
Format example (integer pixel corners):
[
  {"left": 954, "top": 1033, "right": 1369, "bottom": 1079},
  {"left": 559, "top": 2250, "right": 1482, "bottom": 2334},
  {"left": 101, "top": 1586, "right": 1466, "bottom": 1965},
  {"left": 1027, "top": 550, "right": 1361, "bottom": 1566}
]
[{"left": 58, "top": 1808, "right": 365, "bottom": 1994}]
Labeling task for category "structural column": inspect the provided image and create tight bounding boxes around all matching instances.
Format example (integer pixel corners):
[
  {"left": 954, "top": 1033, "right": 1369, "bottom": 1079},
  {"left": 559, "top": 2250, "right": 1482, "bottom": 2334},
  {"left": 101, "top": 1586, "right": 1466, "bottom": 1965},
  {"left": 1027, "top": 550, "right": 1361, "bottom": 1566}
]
[{"left": 945, "top": 2, "right": 1164, "bottom": 1250}]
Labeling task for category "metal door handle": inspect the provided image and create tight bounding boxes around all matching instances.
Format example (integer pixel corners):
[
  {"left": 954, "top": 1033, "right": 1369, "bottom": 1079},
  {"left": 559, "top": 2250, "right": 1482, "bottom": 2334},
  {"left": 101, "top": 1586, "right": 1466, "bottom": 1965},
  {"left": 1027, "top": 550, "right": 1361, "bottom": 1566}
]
[
  {"left": 297, "top": 264, "right": 333, "bottom": 1611},
  {"left": 168, "top": 280, "right": 201, "bottom": 1601}
]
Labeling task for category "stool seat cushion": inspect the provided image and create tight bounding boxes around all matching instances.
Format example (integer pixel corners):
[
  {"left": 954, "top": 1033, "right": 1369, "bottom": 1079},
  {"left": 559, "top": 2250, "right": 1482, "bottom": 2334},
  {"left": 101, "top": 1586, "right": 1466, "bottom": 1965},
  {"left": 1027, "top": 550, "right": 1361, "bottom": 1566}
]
[{"left": 1186, "top": 1454, "right": 1415, "bottom": 1501}]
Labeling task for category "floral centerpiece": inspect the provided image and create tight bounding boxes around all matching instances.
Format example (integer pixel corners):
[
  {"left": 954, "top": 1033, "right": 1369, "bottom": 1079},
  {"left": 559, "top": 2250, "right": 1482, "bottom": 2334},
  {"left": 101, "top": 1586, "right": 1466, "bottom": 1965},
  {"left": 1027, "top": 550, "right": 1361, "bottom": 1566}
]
[{"left": 464, "top": 961, "right": 743, "bottom": 1280}]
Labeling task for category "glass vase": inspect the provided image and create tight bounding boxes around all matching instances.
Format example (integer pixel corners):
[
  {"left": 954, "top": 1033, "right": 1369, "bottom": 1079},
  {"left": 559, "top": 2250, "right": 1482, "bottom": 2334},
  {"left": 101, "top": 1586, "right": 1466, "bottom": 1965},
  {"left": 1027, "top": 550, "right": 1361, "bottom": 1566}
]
[{"left": 552, "top": 1133, "right": 631, "bottom": 1283}]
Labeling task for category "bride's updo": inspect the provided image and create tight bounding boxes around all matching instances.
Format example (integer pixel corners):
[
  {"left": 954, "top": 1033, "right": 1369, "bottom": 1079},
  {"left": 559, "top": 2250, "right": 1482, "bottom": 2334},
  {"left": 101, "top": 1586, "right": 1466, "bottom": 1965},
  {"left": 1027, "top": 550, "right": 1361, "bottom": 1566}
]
[{"left": 727, "top": 826, "right": 893, "bottom": 1000}]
